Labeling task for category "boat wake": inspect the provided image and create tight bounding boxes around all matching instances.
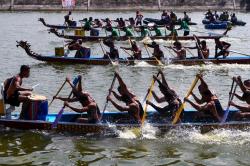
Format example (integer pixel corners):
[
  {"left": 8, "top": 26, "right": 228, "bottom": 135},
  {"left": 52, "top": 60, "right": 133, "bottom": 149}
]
[{"left": 164, "top": 128, "right": 250, "bottom": 145}]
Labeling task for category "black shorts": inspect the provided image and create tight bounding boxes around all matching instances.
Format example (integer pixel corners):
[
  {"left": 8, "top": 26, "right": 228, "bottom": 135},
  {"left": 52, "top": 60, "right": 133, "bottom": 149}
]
[{"left": 5, "top": 91, "right": 20, "bottom": 107}]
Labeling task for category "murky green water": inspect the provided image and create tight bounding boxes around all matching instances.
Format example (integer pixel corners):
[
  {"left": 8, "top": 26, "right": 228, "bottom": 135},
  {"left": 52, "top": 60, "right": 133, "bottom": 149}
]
[{"left": 0, "top": 11, "right": 250, "bottom": 165}]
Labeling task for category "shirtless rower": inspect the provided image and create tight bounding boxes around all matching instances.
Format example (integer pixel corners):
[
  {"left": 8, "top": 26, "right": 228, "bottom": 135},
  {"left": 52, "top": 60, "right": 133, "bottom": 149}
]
[
  {"left": 107, "top": 72, "right": 143, "bottom": 124},
  {"left": 146, "top": 41, "right": 164, "bottom": 60},
  {"left": 146, "top": 71, "right": 182, "bottom": 118},
  {"left": 230, "top": 76, "right": 250, "bottom": 118},
  {"left": 54, "top": 76, "right": 100, "bottom": 123},
  {"left": 169, "top": 41, "right": 186, "bottom": 59},
  {"left": 3, "top": 65, "right": 33, "bottom": 107},
  {"left": 189, "top": 36, "right": 210, "bottom": 59},
  {"left": 120, "top": 41, "right": 142, "bottom": 60},
  {"left": 214, "top": 38, "right": 231, "bottom": 58},
  {"left": 184, "top": 74, "right": 224, "bottom": 122}
]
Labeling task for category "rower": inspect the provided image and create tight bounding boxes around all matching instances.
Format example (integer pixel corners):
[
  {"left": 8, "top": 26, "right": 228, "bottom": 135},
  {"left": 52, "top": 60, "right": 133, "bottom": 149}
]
[
  {"left": 64, "top": 11, "right": 76, "bottom": 26},
  {"left": 188, "top": 36, "right": 209, "bottom": 59},
  {"left": 103, "top": 18, "right": 113, "bottom": 32},
  {"left": 107, "top": 72, "right": 143, "bottom": 124},
  {"left": 230, "top": 13, "right": 238, "bottom": 24},
  {"left": 119, "top": 18, "right": 126, "bottom": 28},
  {"left": 177, "top": 20, "right": 190, "bottom": 36},
  {"left": 110, "top": 27, "right": 119, "bottom": 37},
  {"left": 166, "top": 24, "right": 178, "bottom": 37},
  {"left": 103, "top": 38, "right": 119, "bottom": 59},
  {"left": 68, "top": 39, "right": 91, "bottom": 58},
  {"left": 169, "top": 41, "right": 186, "bottom": 60},
  {"left": 54, "top": 76, "right": 100, "bottom": 123},
  {"left": 83, "top": 17, "right": 93, "bottom": 31},
  {"left": 135, "top": 11, "right": 143, "bottom": 26},
  {"left": 120, "top": 41, "right": 142, "bottom": 60},
  {"left": 205, "top": 9, "right": 213, "bottom": 20},
  {"left": 214, "top": 11, "right": 219, "bottom": 20},
  {"left": 146, "top": 41, "right": 164, "bottom": 60},
  {"left": 93, "top": 19, "right": 103, "bottom": 28},
  {"left": 161, "top": 10, "right": 171, "bottom": 25},
  {"left": 214, "top": 37, "right": 231, "bottom": 58},
  {"left": 170, "top": 11, "right": 177, "bottom": 23},
  {"left": 3, "top": 65, "right": 32, "bottom": 108},
  {"left": 230, "top": 76, "right": 250, "bottom": 118},
  {"left": 140, "top": 26, "right": 149, "bottom": 37},
  {"left": 183, "top": 11, "right": 191, "bottom": 23},
  {"left": 153, "top": 25, "right": 163, "bottom": 36},
  {"left": 146, "top": 71, "right": 182, "bottom": 118},
  {"left": 127, "top": 17, "right": 136, "bottom": 27},
  {"left": 184, "top": 74, "right": 224, "bottom": 122},
  {"left": 122, "top": 27, "right": 133, "bottom": 37}
]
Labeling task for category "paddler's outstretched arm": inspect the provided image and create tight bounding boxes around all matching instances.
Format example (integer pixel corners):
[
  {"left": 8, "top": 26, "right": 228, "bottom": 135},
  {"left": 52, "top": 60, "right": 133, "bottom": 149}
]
[
  {"left": 53, "top": 96, "right": 78, "bottom": 102},
  {"left": 111, "top": 90, "right": 123, "bottom": 101},
  {"left": 197, "top": 74, "right": 208, "bottom": 89},
  {"left": 151, "top": 90, "right": 165, "bottom": 103},
  {"left": 107, "top": 95, "right": 131, "bottom": 112},
  {"left": 230, "top": 101, "right": 250, "bottom": 112},
  {"left": 190, "top": 92, "right": 204, "bottom": 104},
  {"left": 64, "top": 101, "right": 94, "bottom": 113},
  {"left": 234, "top": 76, "right": 249, "bottom": 93},
  {"left": 158, "top": 70, "right": 170, "bottom": 89},
  {"left": 184, "top": 97, "right": 212, "bottom": 111}
]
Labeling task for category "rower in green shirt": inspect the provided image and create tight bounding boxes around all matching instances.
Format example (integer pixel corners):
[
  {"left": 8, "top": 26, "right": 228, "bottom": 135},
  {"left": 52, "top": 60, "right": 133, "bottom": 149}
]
[
  {"left": 167, "top": 24, "right": 178, "bottom": 37},
  {"left": 83, "top": 17, "right": 93, "bottom": 31},
  {"left": 178, "top": 20, "right": 190, "bottom": 36},
  {"left": 140, "top": 26, "right": 149, "bottom": 37},
  {"left": 111, "top": 28, "right": 119, "bottom": 37},
  {"left": 154, "top": 25, "right": 163, "bottom": 36},
  {"left": 122, "top": 27, "right": 133, "bottom": 37}
]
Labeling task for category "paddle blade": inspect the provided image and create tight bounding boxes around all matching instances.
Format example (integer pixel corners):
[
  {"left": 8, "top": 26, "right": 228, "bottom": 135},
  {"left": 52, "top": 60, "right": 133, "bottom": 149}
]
[
  {"left": 172, "top": 103, "right": 185, "bottom": 124},
  {"left": 51, "top": 107, "right": 64, "bottom": 129}
]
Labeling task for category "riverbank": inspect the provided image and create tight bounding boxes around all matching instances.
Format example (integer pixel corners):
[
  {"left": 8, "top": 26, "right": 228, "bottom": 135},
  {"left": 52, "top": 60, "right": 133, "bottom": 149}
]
[{"left": 0, "top": 0, "right": 250, "bottom": 12}]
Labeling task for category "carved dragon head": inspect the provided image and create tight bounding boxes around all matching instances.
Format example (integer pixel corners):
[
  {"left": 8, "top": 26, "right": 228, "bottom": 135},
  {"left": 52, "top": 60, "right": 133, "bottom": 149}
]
[
  {"left": 38, "top": 18, "right": 45, "bottom": 24},
  {"left": 16, "top": 41, "right": 31, "bottom": 49}
]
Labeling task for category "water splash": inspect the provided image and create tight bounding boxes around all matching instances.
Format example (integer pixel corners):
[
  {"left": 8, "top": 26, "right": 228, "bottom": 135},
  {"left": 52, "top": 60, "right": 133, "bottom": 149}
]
[{"left": 164, "top": 128, "right": 250, "bottom": 145}]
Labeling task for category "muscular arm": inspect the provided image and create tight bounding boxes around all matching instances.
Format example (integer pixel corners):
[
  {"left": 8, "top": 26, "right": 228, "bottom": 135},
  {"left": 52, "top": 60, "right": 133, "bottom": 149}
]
[
  {"left": 234, "top": 93, "right": 244, "bottom": 101},
  {"left": 13, "top": 78, "right": 31, "bottom": 91},
  {"left": 66, "top": 104, "right": 90, "bottom": 113},
  {"left": 152, "top": 91, "right": 165, "bottom": 103},
  {"left": 56, "top": 96, "right": 78, "bottom": 102},
  {"left": 109, "top": 99, "right": 131, "bottom": 112},
  {"left": 231, "top": 103, "right": 250, "bottom": 112},
  {"left": 191, "top": 93, "right": 204, "bottom": 104},
  {"left": 112, "top": 91, "right": 123, "bottom": 101}
]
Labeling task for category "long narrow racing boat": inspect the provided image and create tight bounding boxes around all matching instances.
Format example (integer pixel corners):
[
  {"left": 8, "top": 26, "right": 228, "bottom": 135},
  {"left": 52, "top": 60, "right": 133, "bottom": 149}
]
[
  {"left": 17, "top": 41, "right": 250, "bottom": 66},
  {"left": 48, "top": 28, "right": 224, "bottom": 42},
  {"left": 0, "top": 109, "right": 249, "bottom": 135}
]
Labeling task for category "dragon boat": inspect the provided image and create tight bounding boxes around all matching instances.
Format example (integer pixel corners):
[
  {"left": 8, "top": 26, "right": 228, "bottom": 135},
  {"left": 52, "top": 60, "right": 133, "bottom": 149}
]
[
  {"left": 17, "top": 41, "right": 250, "bottom": 66},
  {"left": 0, "top": 108, "right": 249, "bottom": 135},
  {"left": 48, "top": 28, "right": 224, "bottom": 42}
]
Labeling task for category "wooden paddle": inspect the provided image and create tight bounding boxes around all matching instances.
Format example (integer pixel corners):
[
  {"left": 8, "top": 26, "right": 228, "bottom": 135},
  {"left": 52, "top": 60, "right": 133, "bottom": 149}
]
[
  {"left": 172, "top": 75, "right": 199, "bottom": 124},
  {"left": 141, "top": 71, "right": 161, "bottom": 124},
  {"left": 100, "top": 74, "right": 117, "bottom": 120},
  {"left": 51, "top": 77, "right": 79, "bottom": 129},
  {"left": 193, "top": 35, "right": 205, "bottom": 60},
  {"left": 221, "top": 80, "right": 237, "bottom": 123},
  {"left": 49, "top": 80, "right": 67, "bottom": 107}
]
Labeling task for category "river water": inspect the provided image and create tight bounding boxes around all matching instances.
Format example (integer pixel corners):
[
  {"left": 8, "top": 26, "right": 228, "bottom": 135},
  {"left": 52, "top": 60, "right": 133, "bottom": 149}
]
[{"left": 0, "top": 11, "right": 250, "bottom": 165}]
